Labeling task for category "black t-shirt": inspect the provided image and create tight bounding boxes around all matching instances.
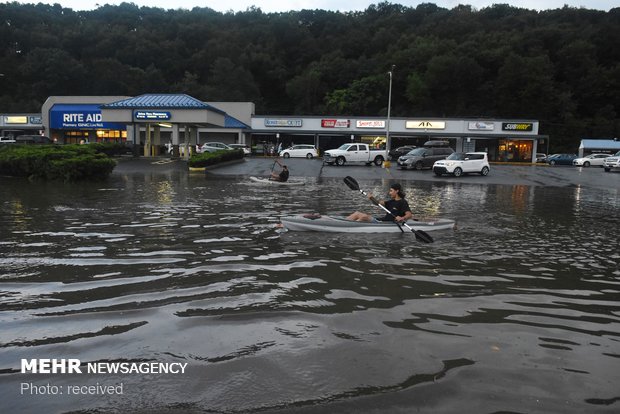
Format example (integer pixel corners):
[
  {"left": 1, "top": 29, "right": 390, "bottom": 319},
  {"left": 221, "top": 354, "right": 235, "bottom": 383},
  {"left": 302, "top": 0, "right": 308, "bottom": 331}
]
[
  {"left": 379, "top": 198, "right": 411, "bottom": 221},
  {"left": 279, "top": 169, "right": 289, "bottom": 182}
]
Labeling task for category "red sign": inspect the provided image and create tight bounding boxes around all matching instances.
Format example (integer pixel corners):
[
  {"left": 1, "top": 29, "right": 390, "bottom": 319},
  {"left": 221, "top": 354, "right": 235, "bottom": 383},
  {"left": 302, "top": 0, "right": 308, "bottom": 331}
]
[{"left": 321, "top": 119, "right": 350, "bottom": 128}]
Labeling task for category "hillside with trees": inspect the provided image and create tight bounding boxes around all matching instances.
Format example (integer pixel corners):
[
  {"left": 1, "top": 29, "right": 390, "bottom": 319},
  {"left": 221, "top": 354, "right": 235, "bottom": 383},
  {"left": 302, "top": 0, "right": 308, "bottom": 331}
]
[{"left": 0, "top": 2, "right": 618, "bottom": 151}]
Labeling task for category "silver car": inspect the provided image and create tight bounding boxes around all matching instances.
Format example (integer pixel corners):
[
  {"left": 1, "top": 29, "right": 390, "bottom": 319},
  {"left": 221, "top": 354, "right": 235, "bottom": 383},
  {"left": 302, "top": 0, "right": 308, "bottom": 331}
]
[{"left": 199, "top": 142, "right": 233, "bottom": 153}]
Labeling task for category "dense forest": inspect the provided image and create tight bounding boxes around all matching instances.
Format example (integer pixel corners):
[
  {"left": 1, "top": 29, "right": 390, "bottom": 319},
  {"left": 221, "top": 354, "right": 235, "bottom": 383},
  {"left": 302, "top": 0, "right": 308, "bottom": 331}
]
[{"left": 0, "top": 2, "right": 619, "bottom": 151}]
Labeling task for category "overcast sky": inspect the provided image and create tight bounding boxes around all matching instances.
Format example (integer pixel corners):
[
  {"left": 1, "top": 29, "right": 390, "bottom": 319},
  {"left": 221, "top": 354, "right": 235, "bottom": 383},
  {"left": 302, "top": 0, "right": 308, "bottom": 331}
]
[{"left": 5, "top": 0, "right": 617, "bottom": 13}]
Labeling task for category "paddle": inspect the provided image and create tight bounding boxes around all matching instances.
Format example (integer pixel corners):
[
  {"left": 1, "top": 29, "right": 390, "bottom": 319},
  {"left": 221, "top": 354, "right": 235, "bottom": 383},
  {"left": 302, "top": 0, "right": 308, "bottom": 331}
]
[
  {"left": 268, "top": 159, "right": 277, "bottom": 180},
  {"left": 343, "top": 176, "right": 434, "bottom": 243}
]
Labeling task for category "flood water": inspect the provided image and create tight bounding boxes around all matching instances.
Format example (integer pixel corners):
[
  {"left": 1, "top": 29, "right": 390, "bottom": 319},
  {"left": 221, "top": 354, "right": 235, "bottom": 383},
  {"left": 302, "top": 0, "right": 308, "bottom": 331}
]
[{"left": 1, "top": 168, "right": 619, "bottom": 413}]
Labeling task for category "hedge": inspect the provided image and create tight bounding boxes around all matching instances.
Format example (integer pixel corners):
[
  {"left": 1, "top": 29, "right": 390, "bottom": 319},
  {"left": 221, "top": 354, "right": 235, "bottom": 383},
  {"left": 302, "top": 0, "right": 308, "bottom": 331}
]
[
  {"left": 0, "top": 144, "right": 116, "bottom": 181},
  {"left": 188, "top": 149, "right": 244, "bottom": 168}
]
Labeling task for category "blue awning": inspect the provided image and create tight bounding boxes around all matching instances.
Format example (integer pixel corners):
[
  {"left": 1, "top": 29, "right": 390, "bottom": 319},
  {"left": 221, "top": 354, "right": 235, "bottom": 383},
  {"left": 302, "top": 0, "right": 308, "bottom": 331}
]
[{"left": 50, "top": 104, "right": 126, "bottom": 130}]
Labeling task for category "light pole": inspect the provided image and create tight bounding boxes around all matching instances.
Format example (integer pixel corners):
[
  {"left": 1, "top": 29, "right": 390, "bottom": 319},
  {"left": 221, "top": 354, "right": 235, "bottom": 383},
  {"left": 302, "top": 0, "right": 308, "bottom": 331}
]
[{"left": 385, "top": 65, "right": 395, "bottom": 159}]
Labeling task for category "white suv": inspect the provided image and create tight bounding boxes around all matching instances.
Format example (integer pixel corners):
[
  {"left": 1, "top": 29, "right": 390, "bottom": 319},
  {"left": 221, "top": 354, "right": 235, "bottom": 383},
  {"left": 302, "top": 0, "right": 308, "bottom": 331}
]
[
  {"left": 603, "top": 150, "right": 620, "bottom": 172},
  {"left": 433, "top": 152, "right": 490, "bottom": 177}
]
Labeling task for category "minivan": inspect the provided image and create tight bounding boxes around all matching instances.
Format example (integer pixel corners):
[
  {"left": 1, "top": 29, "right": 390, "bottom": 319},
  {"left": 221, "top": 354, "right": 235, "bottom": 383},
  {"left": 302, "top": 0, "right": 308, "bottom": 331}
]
[{"left": 397, "top": 146, "right": 454, "bottom": 170}]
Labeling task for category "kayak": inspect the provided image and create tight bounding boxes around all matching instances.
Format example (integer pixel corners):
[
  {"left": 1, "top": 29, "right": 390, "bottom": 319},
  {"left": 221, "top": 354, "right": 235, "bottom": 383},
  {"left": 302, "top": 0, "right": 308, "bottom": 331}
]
[
  {"left": 280, "top": 214, "right": 455, "bottom": 233},
  {"left": 249, "top": 176, "right": 305, "bottom": 186}
]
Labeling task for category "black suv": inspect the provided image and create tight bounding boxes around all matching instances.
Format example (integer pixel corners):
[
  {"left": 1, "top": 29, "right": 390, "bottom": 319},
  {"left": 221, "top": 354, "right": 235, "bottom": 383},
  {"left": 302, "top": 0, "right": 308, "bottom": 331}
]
[
  {"left": 16, "top": 135, "right": 53, "bottom": 144},
  {"left": 388, "top": 145, "right": 416, "bottom": 160},
  {"left": 397, "top": 146, "right": 454, "bottom": 170}
]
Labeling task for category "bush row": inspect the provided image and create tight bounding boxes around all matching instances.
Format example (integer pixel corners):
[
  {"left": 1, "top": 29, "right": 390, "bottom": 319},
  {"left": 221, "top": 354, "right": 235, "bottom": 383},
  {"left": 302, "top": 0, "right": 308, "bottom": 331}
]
[
  {"left": 0, "top": 144, "right": 116, "bottom": 181},
  {"left": 188, "top": 149, "right": 244, "bottom": 168}
]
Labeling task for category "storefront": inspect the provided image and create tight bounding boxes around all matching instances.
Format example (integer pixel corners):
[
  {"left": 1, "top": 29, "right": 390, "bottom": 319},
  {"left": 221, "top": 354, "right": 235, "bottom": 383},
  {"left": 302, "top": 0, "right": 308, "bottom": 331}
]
[
  {"left": 0, "top": 114, "right": 44, "bottom": 138},
  {"left": 250, "top": 117, "right": 547, "bottom": 163},
  {"left": 47, "top": 104, "right": 127, "bottom": 144}
]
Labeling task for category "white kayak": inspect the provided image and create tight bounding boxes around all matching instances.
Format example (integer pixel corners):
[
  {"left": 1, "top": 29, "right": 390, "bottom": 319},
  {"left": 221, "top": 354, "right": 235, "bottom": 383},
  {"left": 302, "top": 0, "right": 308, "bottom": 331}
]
[
  {"left": 281, "top": 214, "right": 455, "bottom": 233},
  {"left": 249, "top": 176, "right": 305, "bottom": 186}
]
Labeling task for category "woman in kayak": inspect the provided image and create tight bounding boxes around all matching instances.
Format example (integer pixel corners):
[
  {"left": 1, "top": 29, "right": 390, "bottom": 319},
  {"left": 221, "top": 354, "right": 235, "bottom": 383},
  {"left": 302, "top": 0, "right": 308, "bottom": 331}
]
[
  {"left": 270, "top": 160, "right": 289, "bottom": 182},
  {"left": 346, "top": 183, "right": 412, "bottom": 222}
]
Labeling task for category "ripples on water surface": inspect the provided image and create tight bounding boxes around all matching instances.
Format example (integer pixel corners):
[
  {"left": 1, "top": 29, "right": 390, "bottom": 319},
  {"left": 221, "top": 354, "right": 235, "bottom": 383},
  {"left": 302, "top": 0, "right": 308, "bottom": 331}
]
[{"left": 1, "top": 170, "right": 619, "bottom": 413}]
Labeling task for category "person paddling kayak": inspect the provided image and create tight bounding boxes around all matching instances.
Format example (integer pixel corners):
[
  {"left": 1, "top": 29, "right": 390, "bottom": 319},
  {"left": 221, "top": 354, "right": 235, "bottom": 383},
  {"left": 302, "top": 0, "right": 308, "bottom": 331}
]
[
  {"left": 270, "top": 159, "right": 289, "bottom": 182},
  {"left": 346, "top": 183, "right": 412, "bottom": 223}
]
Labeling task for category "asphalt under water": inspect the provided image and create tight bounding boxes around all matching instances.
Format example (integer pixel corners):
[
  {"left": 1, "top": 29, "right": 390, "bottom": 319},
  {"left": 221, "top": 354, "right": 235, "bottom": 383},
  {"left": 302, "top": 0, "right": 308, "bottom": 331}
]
[{"left": 1, "top": 166, "right": 619, "bottom": 413}]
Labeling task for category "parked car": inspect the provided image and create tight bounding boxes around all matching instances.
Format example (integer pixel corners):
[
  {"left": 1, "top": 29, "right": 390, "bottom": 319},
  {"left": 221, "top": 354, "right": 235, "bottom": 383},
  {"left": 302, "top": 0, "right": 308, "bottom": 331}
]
[
  {"left": 535, "top": 153, "right": 547, "bottom": 163},
  {"left": 388, "top": 145, "right": 416, "bottom": 160},
  {"left": 0, "top": 137, "right": 17, "bottom": 144},
  {"left": 198, "top": 142, "right": 233, "bottom": 153},
  {"left": 323, "top": 143, "right": 386, "bottom": 166},
  {"left": 15, "top": 135, "right": 53, "bottom": 144},
  {"left": 572, "top": 153, "right": 609, "bottom": 167},
  {"left": 229, "top": 144, "right": 251, "bottom": 155},
  {"left": 397, "top": 146, "right": 454, "bottom": 170},
  {"left": 279, "top": 144, "right": 318, "bottom": 159},
  {"left": 603, "top": 150, "right": 620, "bottom": 172},
  {"left": 546, "top": 153, "right": 577, "bottom": 165},
  {"left": 433, "top": 152, "right": 490, "bottom": 177}
]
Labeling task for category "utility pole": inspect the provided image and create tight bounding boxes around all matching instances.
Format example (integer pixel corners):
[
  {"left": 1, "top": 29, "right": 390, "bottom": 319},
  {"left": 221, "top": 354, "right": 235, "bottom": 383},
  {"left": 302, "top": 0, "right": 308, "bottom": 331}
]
[{"left": 386, "top": 65, "right": 395, "bottom": 158}]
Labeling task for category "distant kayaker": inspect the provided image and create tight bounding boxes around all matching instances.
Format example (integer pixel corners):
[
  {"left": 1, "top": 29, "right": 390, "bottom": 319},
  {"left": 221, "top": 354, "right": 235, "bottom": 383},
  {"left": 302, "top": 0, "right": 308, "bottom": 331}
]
[
  {"left": 270, "top": 160, "right": 289, "bottom": 182},
  {"left": 346, "top": 183, "right": 412, "bottom": 222}
]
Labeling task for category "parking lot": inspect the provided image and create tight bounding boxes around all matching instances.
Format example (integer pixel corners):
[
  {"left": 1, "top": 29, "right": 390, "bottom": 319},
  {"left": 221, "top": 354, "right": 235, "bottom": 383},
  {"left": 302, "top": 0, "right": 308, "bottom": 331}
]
[{"left": 186, "top": 157, "right": 620, "bottom": 190}]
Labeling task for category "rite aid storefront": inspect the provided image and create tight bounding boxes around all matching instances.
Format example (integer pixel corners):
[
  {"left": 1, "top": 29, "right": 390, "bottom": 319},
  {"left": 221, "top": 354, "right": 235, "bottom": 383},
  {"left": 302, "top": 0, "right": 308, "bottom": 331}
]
[
  {"left": 41, "top": 96, "right": 251, "bottom": 149},
  {"left": 42, "top": 96, "right": 130, "bottom": 144},
  {"left": 251, "top": 117, "right": 547, "bottom": 163}
]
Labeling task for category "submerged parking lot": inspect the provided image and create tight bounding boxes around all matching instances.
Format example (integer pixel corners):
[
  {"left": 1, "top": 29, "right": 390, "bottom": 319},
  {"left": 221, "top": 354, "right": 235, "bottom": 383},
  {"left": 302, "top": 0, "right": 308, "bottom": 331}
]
[{"left": 115, "top": 156, "right": 620, "bottom": 191}]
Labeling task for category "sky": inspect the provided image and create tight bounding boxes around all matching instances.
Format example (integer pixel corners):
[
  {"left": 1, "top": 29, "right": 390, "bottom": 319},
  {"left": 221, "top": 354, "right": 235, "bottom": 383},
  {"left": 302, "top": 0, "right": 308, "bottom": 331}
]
[{"left": 3, "top": 0, "right": 617, "bottom": 13}]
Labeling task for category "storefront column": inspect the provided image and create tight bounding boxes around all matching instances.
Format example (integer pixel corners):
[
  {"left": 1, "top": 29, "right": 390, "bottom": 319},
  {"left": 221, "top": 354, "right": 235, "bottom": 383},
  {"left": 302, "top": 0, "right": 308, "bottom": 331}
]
[
  {"left": 190, "top": 127, "right": 198, "bottom": 157},
  {"left": 182, "top": 125, "right": 190, "bottom": 160},
  {"left": 144, "top": 124, "right": 152, "bottom": 157},
  {"left": 126, "top": 124, "right": 140, "bottom": 157},
  {"left": 153, "top": 125, "right": 161, "bottom": 156},
  {"left": 171, "top": 124, "right": 180, "bottom": 158}
]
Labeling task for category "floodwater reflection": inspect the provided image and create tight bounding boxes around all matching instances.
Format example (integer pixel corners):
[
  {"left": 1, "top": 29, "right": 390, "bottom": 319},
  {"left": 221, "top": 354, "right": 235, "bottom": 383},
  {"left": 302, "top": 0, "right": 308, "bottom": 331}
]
[{"left": 0, "top": 172, "right": 619, "bottom": 413}]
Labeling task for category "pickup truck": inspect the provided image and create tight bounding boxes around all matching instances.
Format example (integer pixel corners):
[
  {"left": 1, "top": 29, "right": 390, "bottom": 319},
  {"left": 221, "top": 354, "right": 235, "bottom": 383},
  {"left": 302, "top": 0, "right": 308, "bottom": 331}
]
[
  {"left": 603, "top": 150, "right": 620, "bottom": 172},
  {"left": 323, "top": 143, "right": 387, "bottom": 166}
]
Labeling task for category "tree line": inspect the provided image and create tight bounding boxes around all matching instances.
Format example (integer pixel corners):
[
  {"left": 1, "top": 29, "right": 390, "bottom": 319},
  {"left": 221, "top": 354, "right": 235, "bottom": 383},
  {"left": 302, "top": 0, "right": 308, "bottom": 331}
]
[{"left": 0, "top": 2, "right": 618, "bottom": 151}]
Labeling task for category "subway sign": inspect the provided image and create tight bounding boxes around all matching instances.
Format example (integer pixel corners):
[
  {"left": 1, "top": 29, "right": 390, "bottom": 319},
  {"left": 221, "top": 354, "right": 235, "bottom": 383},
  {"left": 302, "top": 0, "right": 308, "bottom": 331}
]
[{"left": 502, "top": 122, "right": 533, "bottom": 132}]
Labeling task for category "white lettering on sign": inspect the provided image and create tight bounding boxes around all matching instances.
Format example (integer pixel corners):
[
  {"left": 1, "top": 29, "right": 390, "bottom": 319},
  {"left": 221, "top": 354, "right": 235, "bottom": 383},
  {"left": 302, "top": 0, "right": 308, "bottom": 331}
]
[{"left": 62, "top": 113, "right": 102, "bottom": 123}]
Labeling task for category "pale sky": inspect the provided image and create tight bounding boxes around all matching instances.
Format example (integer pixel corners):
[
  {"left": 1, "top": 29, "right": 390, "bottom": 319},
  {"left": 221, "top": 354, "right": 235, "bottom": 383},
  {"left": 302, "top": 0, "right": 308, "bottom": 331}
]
[{"left": 4, "top": 0, "right": 617, "bottom": 13}]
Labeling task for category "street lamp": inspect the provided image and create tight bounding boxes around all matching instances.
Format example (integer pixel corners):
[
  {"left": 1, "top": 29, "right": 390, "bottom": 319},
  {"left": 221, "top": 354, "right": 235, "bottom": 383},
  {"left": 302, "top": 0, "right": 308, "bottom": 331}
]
[{"left": 385, "top": 65, "right": 395, "bottom": 158}]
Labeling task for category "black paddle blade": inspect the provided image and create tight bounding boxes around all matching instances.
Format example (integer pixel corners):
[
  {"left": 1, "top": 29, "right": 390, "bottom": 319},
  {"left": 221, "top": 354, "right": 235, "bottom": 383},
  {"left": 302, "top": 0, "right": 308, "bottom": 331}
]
[
  {"left": 343, "top": 176, "right": 359, "bottom": 191},
  {"left": 414, "top": 229, "right": 434, "bottom": 243}
]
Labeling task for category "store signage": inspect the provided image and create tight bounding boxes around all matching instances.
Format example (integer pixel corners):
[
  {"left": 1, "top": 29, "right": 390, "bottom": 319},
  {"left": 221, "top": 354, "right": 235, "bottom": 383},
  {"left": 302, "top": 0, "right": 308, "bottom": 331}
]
[
  {"left": 264, "top": 119, "right": 303, "bottom": 127},
  {"left": 321, "top": 119, "right": 350, "bottom": 128},
  {"left": 468, "top": 121, "right": 494, "bottom": 131},
  {"left": 4, "top": 116, "right": 28, "bottom": 124},
  {"left": 406, "top": 121, "right": 446, "bottom": 129},
  {"left": 356, "top": 120, "right": 385, "bottom": 128},
  {"left": 61, "top": 112, "right": 105, "bottom": 128},
  {"left": 134, "top": 111, "right": 171, "bottom": 121},
  {"left": 502, "top": 122, "right": 533, "bottom": 132},
  {"left": 29, "top": 116, "right": 42, "bottom": 124},
  {"left": 50, "top": 105, "right": 127, "bottom": 130}
]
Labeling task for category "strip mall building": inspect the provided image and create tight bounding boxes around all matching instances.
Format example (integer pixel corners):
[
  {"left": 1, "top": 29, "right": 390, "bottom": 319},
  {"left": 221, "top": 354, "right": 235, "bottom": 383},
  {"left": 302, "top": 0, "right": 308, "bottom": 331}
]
[{"left": 0, "top": 94, "right": 549, "bottom": 163}]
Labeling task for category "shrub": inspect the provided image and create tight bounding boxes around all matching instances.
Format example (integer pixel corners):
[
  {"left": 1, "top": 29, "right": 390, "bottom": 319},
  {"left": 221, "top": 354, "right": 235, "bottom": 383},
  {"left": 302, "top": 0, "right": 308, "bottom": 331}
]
[
  {"left": 188, "top": 149, "right": 244, "bottom": 168},
  {"left": 0, "top": 144, "right": 116, "bottom": 181}
]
